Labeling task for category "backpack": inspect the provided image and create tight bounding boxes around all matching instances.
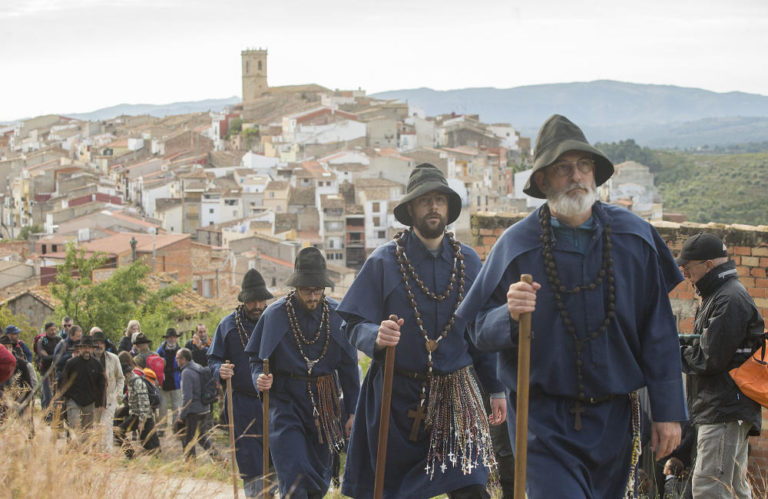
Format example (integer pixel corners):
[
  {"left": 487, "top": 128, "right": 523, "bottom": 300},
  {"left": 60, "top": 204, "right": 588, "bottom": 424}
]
[
  {"left": 145, "top": 353, "right": 165, "bottom": 387},
  {"left": 191, "top": 363, "right": 217, "bottom": 405},
  {"left": 140, "top": 375, "right": 161, "bottom": 409}
]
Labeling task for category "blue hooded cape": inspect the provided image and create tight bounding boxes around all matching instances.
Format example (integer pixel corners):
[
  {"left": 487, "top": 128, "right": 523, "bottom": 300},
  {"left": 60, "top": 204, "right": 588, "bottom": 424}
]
[
  {"left": 245, "top": 295, "right": 360, "bottom": 498},
  {"left": 337, "top": 231, "right": 502, "bottom": 498},
  {"left": 456, "top": 203, "right": 688, "bottom": 497}
]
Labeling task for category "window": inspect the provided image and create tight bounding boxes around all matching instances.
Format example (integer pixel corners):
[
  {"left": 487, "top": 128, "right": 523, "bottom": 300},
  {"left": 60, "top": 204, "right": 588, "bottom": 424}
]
[
  {"left": 373, "top": 216, "right": 380, "bottom": 226},
  {"left": 209, "top": 208, "right": 214, "bottom": 214},
  {"left": 372, "top": 202, "right": 380, "bottom": 212},
  {"left": 270, "top": 192, "right": 275, "bottom": 198},
  {"left": 258, "top": 60, "right": 262, "bottom": 71},
  {"left": 378, "top": 231, "right": 386, "bottom": 239},
  {"left": 52, "top": 244, "right": 58, "bottom": 252}
]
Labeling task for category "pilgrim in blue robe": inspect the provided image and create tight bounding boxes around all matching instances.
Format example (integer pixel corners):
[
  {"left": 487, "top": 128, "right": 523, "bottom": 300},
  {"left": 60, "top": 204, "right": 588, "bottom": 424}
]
[
  {"left": 337, "top": 230, "right": 503, "bottom": 499},
  {"left": 207, "top": 310, "right": 264, "bottom": 481},
  {"left": 246, "top": 295, "right": 360, "bottom": 499},
  {"left": 457, "top": 203, "right": 688, "bottom": 498}
]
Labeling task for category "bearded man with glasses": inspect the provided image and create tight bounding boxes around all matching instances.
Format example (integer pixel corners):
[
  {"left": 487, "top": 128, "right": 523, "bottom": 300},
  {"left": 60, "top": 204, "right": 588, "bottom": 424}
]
[{"left": 458, "top": 114, "right": 688, "bottom": 498}]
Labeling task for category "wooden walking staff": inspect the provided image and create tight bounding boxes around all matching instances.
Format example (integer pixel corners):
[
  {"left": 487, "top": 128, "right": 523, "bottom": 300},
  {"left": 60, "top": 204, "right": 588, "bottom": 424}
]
[
  {"left": 374, "top": 314, "right": 399, "bottom": 499},
  {"left": 225, "top": 360, "right": 239, "bottom": 498},
  {"left": 262, "top": 358, "right": 271, "bottom": 492},
  {"left": 514, "top": 274, "right": 534, "bottom": 499}
]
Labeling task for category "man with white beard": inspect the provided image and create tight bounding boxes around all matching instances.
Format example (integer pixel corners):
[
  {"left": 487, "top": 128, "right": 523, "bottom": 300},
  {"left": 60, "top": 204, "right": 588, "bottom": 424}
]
[{"left": 457, "top": 114, "right": 688, "bottom": 498}]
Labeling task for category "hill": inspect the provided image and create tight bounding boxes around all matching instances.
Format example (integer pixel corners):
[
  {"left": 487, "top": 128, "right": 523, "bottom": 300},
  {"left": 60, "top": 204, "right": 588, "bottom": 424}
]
[
  {"left": 372, "top": 81, "right": 768, "bottom": 148},
  {"left": 597, "top": 139, "right": 768, "bottom": 225},
  {"left": 62, "top": 96, "right": 241, "bottom": 121}
]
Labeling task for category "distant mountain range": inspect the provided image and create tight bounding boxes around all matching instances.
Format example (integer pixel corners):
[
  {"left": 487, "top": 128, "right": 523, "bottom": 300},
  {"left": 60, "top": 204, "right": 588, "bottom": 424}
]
[
  {"left": 372, "top": 81, "right": 768, "bottom": 148},
  {"left": 15, "top": 81, "right": 768, "bottom": 149},
  {"left": 62, "top": 97, "right": 242, "bottom": 122}
]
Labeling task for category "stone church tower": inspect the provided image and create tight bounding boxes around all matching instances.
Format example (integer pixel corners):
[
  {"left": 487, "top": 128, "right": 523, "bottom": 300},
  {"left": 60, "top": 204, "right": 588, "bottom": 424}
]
[{"left": 241, "top": 48, "right": 268, "bottom": 102}]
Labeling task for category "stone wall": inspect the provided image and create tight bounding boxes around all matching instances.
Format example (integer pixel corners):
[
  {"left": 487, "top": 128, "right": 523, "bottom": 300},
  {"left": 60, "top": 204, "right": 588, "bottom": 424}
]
[{"left": 470, "top": 212, "right": 768, "bottom": 475}]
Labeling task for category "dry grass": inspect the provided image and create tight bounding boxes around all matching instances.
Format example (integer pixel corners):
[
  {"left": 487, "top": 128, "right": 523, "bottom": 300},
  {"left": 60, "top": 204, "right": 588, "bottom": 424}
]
[{"left": 0, "top": 398, "right": 237, "bottom": 499}]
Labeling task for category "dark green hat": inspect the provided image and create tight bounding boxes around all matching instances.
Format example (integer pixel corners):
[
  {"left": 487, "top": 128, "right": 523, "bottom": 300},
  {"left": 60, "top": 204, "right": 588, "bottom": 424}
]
[
  {"left": 524, "top": 114, "right": 614, "bottom": 199},
  {"left": 285, "top": 247, "right": 334, "bottom": 289},
  {"left": 394, "top": 163, "right": 462, "bottom": 226},
  {"left": 238, "top": 269, "right": 274, "bottom": 303},
  {"left": 75, "top": 335, "right": 94, "bottom": 348}
]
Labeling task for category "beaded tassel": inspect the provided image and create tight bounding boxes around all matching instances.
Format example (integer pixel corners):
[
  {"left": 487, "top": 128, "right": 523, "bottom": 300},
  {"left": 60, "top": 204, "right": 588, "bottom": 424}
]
[
  {"left": 423, "top": 366, "right": 496, "bottom": 479},
  {"left": 623, "top": 391, "right": 642, "bottom": 498}
]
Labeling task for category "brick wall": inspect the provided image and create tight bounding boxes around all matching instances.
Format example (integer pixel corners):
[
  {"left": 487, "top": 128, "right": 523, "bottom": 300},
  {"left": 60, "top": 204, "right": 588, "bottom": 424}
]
[{"left": 470, "top": 213, "right": 768, "bottom": 476}]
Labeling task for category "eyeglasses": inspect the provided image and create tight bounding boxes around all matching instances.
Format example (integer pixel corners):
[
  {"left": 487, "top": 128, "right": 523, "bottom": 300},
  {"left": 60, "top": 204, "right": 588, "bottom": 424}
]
[
  {"left": 297, "top": 287, "right": 325, "bottom": 297},
  {"left": 414, "top": 194, "right": 448, "bottom": 209},
  {"left": 548, "top": 158, "right": 595, "bottom": 178},
  {"left": 682, "top": 261, "right": 707, "bottom": 274},
  {"left": 63, "top": 324, "right": 73, "bottom": 328}
]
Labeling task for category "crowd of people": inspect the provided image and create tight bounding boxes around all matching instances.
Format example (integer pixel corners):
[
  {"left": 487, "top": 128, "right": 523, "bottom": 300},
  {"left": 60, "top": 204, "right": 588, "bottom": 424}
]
[{"left": 1, "top": 114, "right": 765, "bottom": 498}]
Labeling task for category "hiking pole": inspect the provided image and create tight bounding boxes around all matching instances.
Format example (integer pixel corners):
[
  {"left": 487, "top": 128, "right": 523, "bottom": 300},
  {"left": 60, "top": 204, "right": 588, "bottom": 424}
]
[
  {"left": 262, "top": 358, "right": 271, "bottom": 493},
  {"left": 374, "top": 314, "right": 398, "bottom": 499},
  {"left": 514, "top": 274, "right": 534, "bottom": 499},
  {"left": 225, "top": 360, "right": 239, "bottom": 498}
]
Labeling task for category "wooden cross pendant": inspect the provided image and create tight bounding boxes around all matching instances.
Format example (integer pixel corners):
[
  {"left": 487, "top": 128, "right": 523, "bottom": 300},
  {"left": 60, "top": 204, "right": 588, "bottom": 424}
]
[
  {"left": 570, "top": 401, "right": 585, "bottom": 431},
  {"left": 408, "top": 404, "right": 427, "bottom": 441}
]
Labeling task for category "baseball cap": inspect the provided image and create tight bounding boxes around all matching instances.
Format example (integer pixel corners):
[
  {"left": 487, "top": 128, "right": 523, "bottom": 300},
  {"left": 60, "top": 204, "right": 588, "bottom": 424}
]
[{"left": 677, "top": 233, "right": 728, "bottom": 266}]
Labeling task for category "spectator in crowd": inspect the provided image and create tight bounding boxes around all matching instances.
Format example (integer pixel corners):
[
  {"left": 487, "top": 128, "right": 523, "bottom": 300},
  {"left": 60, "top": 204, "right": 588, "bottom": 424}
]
[
  {"left": 114, "top": 352, "right": 160, "bottom": 458},
  {"left": 59, "top": 316, "right": 73, "bottom": 340},
  {"left": 61, "top": 335, "right": 105, "bottom": 432},
  {"left": 157, "top": 328, "right": 182, "bottom": 430},
  {"left": 0, "top": 334, "right": 35, "bottom": 419},
  {"left": 91, "top": 328, "right": 124, "bottom": 450},
  {"left": 175, "top": 347, "right": 220, "bottom": 461},
  {"left": 0, "top": 338, "right": 16, "bottom": 385},
  {"left": 679, "top": 233, "right": 764, "bottom": 498},
  {"left": 36, "top": 322, "right": 61, "bottom": 414},
  {"left": 185, "top": 323, "right": 210, "bottom": 367},
  {"left": 118, "top": 319, "right": 141, "bottom": 353},
  {"left": 53, "top": 325, "right": 83, "bottom": 386},
  {"left": 5, "top": 325, "right": 32, "bottom": 363},
  {"left": 663, "top": 457, "right": 686, "bottom": 499}
]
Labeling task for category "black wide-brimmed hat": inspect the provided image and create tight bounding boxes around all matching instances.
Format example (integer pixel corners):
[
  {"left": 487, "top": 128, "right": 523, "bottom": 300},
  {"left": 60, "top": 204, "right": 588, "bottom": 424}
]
[
  {"left": 394, "top": 163, "right": 462, "bottom": 226},
  {"left": 285, "top": 247, "right": 335, "bottom": 289},
  {"left": 238, "top": 269, "right": 274, "bottom": 303},
  {"left": 75, "top": 336, "right": 94, "bottom": 348},
  {"left": 524, "top": 114, "right": 614, "bottom": 199},
  {"left": 133, "top": 333, "right": 151, "bottom": 345},
  {"left": 91, "top": 331, "right": 107, "bottom": 343},
  {"left": 164, "top": 328, "right": 180, "bottom": 338}
]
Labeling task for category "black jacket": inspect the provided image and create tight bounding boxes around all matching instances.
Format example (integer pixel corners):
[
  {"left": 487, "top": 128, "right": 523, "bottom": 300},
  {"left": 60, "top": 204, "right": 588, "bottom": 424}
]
[
  {"left": 682, "top": 261, "right": 765, "bottom": 433},
  {"left": 61, "top": 355, "right": 106, "bottom": 407}
]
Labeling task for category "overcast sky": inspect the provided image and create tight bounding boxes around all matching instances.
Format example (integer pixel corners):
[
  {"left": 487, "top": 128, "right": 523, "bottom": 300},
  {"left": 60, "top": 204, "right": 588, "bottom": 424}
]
[{"left": 1, "top": 0, "right": 767, "bottom": 122}]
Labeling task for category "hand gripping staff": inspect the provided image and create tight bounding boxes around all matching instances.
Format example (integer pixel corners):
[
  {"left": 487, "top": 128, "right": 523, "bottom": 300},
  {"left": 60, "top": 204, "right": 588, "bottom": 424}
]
[
  {"left": 224, "top": 360, "right": 239, "bottom": 498},
  {"left": 514, "top": 274, "right": 534, "bottom": 499},
  {"left": 374, "top": 314, "right": 398, "bottom": 499},
  {"left": 262, "top": 358, "right": 271, "bottom": 492}
]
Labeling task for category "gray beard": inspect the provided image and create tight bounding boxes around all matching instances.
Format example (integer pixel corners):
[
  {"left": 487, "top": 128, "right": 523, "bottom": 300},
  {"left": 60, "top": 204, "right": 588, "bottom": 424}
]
[{"left": 547, "top": 184, "right": 598, "bottom": 219}]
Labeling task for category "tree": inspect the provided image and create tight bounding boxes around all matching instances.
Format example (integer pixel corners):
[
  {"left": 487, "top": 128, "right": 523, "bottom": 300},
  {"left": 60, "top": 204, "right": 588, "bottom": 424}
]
[
  {"left": 17, "top": 224, "right": 43, "bottom": 240},
  {"left": 50, "top": 243, "right": 186, "bottom": 344},
  {"left": 594, "top": 139, "right": 662, "bottom": 172}
]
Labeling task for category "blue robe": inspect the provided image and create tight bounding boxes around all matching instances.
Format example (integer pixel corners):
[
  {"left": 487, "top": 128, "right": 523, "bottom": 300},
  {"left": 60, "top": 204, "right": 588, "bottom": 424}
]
[
  {"left": 246, "top": 295, "right": 360, "bottom": 499},
  {"left": 457, "top": 203, "right": 688, "bottom": 498},
  {"left": 337, "top": 231, "right": 503, "bottom": 499},
  {"left": 207, "top": 310, "right": 264, "bottom": 480}
]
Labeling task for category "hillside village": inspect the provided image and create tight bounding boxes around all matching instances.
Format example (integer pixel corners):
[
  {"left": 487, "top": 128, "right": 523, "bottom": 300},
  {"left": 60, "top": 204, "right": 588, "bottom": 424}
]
[{"left": 0, "top": 48, "right": 663, "bottom": 330}]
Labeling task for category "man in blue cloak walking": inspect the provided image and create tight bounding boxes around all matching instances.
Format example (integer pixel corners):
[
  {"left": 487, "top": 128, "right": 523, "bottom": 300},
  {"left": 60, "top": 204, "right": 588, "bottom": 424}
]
[
  {"left": 247, "top": 247, "right": 360, "bottom": 499},
  {"left": 457, "top": 114, "right": 688, "bottom": 498},
  {"left": 338, "top": 163, "right": 507, "bottom": 499},
  {"left": 208, "top": 268, "right": 272, "bottom": 497}
]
